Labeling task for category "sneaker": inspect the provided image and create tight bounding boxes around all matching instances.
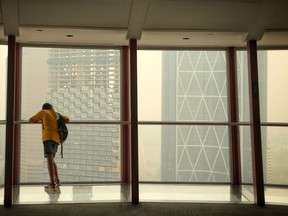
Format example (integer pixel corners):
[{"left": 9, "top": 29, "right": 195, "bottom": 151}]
[
  {"left": 55, "top": 180, "right": 61, "bottom": 187},
  {"left": 44, "top": 183, "right": 61, "bottom": 193},
  {"left": 45, "top": 186, "right": 61, "bottom": 194},
  {"left": 44, "top": 183, "right": 56, "bottom": 189}
]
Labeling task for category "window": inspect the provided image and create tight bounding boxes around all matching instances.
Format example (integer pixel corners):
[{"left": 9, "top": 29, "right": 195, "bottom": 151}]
[
  {"left": 258, "top": 50, "right": 288, "bottom": 185},
  {"left": 138, "top": 50, "right": 230, "bottom": 183},
  {"left": 0, "top": 45, "right": 7, "bottom": 187},
  {"left": 20, "top": 47, "right": 121, "bottom": 183}
]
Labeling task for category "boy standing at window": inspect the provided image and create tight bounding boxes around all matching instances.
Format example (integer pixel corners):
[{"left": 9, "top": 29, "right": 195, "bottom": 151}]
[{"left": 29, "top": 103, "right": 69, "bottom": 193}]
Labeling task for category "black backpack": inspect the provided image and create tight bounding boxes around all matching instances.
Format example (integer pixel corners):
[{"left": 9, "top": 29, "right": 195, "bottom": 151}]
[{"left": 57, "top": 113, "right": 68, "bottom": 158}]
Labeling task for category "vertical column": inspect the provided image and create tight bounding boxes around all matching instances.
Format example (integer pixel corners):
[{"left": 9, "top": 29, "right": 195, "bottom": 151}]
[
  {"left": 129, "top": 39, "right": 139, "bottom": 204},
  {"left": 228, "top": 47, "right": 241, "bottom": 185},
  {"left": 4, "top": 35, "right": 17, "bottom": 207},
  {"left": 247, "top": 40, "right": 265, "bottom": 206},
  {"left": 121, "top": 46, "right": 131, "bottom": 200}
]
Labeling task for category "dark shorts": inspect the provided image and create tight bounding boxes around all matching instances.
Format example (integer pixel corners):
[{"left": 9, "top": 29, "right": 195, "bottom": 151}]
[{"left": 43, "top": 140, "right": 59, "bottom": 158}]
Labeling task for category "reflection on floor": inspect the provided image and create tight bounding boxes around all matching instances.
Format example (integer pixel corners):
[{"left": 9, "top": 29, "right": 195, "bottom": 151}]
[
  {"left": 265, "top": 186, "right": 288, "bottom": 205},
  {"left": 1, "top": 184, "right": 288, "bottom": 205},
  {"left": 140, "top": 184, "right": 254, "bottom": 203},
  {"left": 12, "top": 184, "right": 125, "bottom": 204}
]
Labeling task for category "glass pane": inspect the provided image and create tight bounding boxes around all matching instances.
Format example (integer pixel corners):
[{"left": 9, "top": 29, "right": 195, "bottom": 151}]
[
  {"left": 0, "top": 125, "right": 5, "bottom": 187},
  {"left": 138, "top": 51, "right": 162, "bottom": 121},
  {"left": 264, "top": 186, "right": 288, "bottom": 204},
  {"left": 257, "top": 49, "right": 288, "bottom": 186},
  {"left": 138, "top": 50, "right": 228, "bottom": 122},
  {"left": 0, "top": 45, "right": 7, "bottom": 190},
  {"left": 262, "top": 126, "right": 288, "bottom": 185},
  {"left": 0, "top": 45, "right": 7, "bottom": 120},
  {"left": 139, "top": 125, "right": 230, "bottom": 183},
  {"left": 240, "top": 126, "right": 253, "bottom": 184},
  {"left": 236, "top": 51, "right": 250, "bottom": 122},
  {"left": 20, "top": 47, "right": 121, "bottom": 183},
  {"left": 140, "top": 184, "right": 250, "bottom": 203},
  {"left": 20, "top": 124, "right": 120, "bottom": 183},
  {"left": 15, "top": 185, "right": 122, "bottom": 204},
  {"left": 21, "top": 47, "right": 121, "bottom": 120},
  {"left": 0, "top": 124, "right": 6, "bottom": 205},
  {"left": 258, "top": 50, "right": 288, "bottom": 123}
]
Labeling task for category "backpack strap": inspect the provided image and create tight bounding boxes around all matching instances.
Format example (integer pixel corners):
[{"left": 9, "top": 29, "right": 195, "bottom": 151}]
[
  {"left": 56, "top": 112, "right": 64, "bottom": 159},
  {"left": 60, "top": 143, "right": 63, "bottom": 159},
  {"left": 56, "top": 112, "right": 59, "bottom": 120}
]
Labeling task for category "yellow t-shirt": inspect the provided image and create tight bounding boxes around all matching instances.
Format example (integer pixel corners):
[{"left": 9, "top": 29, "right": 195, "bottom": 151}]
[{"left": 30, "top": 109, "right": 68, "bottom": 144}]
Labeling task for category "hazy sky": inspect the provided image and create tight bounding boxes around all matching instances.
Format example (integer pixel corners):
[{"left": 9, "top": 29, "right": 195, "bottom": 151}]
[
  {"left": 0, "top": 45, "right": 7, "bottom": 120},
  {"left": 2, "top": 49, "right": 288, "bottom": 122},
  {"left": 138, "top": 50, "right": 162, "bottom": 121},
  {"left": 138, "top": 51, "right": 162, "bottom": 180},
  {"left": 0, "top": 48, "right": 163, "bottom": 120},
  {"left": 266, "top": 51, "right": 288, "bottom": 122}
]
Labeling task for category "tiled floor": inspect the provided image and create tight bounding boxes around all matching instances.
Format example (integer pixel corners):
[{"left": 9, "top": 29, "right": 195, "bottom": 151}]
[{"left": 1, "top": 184, "right": 288, "bottom": 205}]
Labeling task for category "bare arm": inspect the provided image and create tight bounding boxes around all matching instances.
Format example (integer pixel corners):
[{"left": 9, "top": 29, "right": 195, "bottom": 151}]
[
  {"left": 64, "top": 116, "right": 70, "bottom": 123},
  {"left": 29, "top": 117, "right": 41, "bottom": 123}
]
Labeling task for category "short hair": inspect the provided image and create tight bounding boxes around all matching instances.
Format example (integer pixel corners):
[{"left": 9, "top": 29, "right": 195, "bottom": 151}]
[{"left": 42, "top": 103, "right": 52, "bottom": 110}]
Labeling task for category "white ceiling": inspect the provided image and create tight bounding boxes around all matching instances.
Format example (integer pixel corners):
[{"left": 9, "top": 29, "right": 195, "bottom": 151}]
[{"left": 0, "top": 0, "right": 288, "bottom": 48}]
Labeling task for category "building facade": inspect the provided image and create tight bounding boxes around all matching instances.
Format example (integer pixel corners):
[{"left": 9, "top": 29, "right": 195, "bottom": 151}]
[{"left": 162, "top": 50, "right": 267, "bottom": 183}]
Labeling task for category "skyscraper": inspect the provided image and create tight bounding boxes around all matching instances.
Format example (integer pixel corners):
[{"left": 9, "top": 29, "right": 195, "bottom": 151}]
[
  {"left": 162, "top": 50, "right": 229, "bottom": 182},
  {"left": 46, "top": 48, "right": 121, "bottom": 182},
  {"left": 162, "top": 50, "right": 267, "bottom": 183}
]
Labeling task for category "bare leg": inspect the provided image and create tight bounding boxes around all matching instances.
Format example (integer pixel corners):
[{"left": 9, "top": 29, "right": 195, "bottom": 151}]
[
  {"left": 47, "top": 155, "right": 55, "bottom": 184},
  {"left": 53, "top": 161, "right": 59, "bottom": 182}
]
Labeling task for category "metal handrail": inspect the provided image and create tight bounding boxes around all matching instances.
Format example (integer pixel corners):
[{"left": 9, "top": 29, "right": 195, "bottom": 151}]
[
  {"left": 14, "top": 120, "right": 129, "bottom": 125},
  {"left": 2, "top": 120, "right": 288, "bottom": 127}
]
